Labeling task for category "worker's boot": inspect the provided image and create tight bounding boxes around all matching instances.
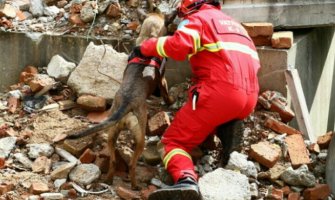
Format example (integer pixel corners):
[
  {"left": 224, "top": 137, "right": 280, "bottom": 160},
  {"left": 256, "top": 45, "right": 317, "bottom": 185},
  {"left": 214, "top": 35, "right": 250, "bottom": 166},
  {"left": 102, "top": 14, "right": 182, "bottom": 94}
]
[
  {"left": 216, "top": 120, "right": 244, "bottom": 166},
  {"left": 148, "top": 176, "right": 200, "bottom": 200}
]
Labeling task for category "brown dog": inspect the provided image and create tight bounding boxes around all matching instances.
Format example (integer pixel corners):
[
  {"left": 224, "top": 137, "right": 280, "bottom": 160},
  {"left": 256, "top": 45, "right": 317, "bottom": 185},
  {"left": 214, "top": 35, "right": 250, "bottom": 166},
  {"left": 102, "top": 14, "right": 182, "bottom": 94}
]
[{"left": 66, "top": 13, "right": 175, "bottom": 189}]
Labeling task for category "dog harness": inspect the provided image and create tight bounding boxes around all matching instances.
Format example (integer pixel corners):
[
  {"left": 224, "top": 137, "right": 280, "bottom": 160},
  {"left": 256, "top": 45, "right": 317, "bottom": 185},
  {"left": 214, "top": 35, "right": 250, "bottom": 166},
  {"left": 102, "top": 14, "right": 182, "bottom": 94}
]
[{"left": 128, "top": 56, "right": 163, "bottom": 69}]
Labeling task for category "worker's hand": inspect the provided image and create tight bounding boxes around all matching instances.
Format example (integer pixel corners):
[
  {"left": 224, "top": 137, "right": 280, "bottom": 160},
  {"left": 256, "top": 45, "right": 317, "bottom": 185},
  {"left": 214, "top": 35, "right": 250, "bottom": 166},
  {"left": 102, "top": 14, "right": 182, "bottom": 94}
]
[{"left": 128, "top": 46, "right": 144, "bottom": 61}]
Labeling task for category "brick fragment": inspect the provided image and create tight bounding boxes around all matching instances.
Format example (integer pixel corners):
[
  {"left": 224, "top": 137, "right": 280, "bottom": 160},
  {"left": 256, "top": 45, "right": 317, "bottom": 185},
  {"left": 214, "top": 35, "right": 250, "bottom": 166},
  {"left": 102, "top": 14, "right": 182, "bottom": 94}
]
[
  {"left": 250, "top": 35, "right": 272, "bottom": 46},
  {"left": 76, "top": 94, "right": 106, "bottom": 112},
  {"left": 28, "top": 74, "right": 55, "bottom": 93},
  {"left": 79, "top": 148, "right": 96, "bottom": 163},
  {"left": 249, "top": 141, "right": 281, "bottom": 168},
  {"left": 87, "top": 110, "right": 110, "bottom": 123},
  {"left": 264, "top": 117, "right": 301, "bottom": 135},
  {"left": 281, "top": 186, "right": 291, "bottom": 196},
  {"left": 288, "top": 192, "right": 300, "bottom": 200},
  {"left": 285, "top": 134, "right": 310, "bottom": 168},
  {"left": 115, "top": 186, "right": 141, "bottom": 200},
  {"left": 127, "top": 21, "right": 140, "bottom": 31},
  {"left": 270, "top": 99, "right": 295, "bottom": 123},
  {"left": 307, "top": 143, "right": 320, "bottom": 153},
  {"left": 0, "top": 182, "right": 14, "bottom": 195},
  {"left": 271, "top": 31, "right": 293, "bottom": 49},
  {"left": 63, "top": 136, "right": 93, "bottom": 157},
  {"left": 317, "top": 131, "right": 333, "bottom": 149},
  {"left": 147, "top": 111, "right": 170, "bottom": 136},
  {"left": 0, "top": 157, "right": 5, "bottom": 169},
  {"left": 303, "top": 184, "right": 331, "bottom": 200},
  {"left": 29, "top": 182, "right": 49, "bottom": 195},
  {"left": 7, "top": 96, "right": 20, "bottom": 113},
  {"left": 267, "top": 186, "right": 283, "bottom": 200},
  {"left": 242, "top": 22, "right": 274, "bottom": 37},
  {"left": 106, "top": 3, "right": 121, "bottom": 18},
  {"left": 69, "top": 14, "right": 85, "bottom": 25}
]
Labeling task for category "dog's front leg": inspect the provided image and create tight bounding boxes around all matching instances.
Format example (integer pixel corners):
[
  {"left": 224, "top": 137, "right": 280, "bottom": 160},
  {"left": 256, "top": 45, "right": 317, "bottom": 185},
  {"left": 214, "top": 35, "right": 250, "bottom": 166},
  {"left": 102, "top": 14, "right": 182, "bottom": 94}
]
[{"left": 159, "top": 76, "right": 175, "bottom": 105}]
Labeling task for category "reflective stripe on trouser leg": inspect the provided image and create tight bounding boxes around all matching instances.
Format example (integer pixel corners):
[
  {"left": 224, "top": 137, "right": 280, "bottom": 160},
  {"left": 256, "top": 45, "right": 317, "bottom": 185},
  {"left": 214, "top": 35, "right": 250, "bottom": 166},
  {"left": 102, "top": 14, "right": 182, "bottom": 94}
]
[{"left": 162, "top": 148, "right": 196, "bottom": 183}]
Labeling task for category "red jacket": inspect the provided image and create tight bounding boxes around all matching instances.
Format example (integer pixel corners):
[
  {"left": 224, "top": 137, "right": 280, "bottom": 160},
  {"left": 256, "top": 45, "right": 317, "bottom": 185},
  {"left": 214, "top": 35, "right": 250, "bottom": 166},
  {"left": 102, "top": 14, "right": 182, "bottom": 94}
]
[{"left": 141, "top": 4, "right": 260, "bottom": 93}]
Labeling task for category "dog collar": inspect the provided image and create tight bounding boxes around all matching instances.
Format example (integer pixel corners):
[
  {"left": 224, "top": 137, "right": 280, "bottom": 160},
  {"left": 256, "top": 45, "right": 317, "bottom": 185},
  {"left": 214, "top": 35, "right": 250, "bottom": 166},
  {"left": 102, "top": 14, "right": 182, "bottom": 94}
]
[{"left": 128, "top": 56, "right": 163, "bottom": 69}]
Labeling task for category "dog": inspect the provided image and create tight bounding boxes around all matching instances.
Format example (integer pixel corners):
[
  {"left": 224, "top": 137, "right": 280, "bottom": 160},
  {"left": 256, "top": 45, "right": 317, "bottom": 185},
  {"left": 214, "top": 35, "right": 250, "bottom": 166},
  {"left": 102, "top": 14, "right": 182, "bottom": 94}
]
[{"left": 66, "top": 12, "right": 176, "bottom": 189}]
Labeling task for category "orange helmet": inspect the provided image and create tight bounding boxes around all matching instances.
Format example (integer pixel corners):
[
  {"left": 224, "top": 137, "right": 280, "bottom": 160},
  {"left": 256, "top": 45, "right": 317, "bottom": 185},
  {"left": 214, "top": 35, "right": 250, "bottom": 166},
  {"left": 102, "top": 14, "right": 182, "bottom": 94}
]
[{"left": 177, "top": 0, "right": 206, "bottom": 17}]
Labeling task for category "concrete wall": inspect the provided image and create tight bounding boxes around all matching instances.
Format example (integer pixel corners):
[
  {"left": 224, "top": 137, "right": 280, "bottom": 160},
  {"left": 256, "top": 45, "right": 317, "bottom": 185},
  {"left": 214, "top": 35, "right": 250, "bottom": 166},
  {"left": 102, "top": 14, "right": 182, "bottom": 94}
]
[
  {"left": 258, "top": 26, "right": 335, "bottom": 137},
  {"left": 0, "top": 31, "right": 132, "bottom": 92}
]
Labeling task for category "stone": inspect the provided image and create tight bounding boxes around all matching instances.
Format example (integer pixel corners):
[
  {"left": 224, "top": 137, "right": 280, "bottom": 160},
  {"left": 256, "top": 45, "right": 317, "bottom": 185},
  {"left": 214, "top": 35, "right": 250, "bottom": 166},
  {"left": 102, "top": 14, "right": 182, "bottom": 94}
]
[
  {"left": 0, "top": 137, "right": 17, "bottom": 158},
  {"left": 47, "top": 54, "right": 76, "bottom": 81},
  {"left": 29, "top": 0, "right": 44, "bottom": 17},
  {"left": 50, "top": 162, "right": 76, "bottom": 180},
  {"left": 142, "top": 143, "right": 161, "bottom": 166},
  {"left": 80, "top": 1, "right": 96, "bottom": 23},
  {"left": 285, "top": 134, "right": 310, "bottom": 168},
  {"left": 249, "top": 141, "right": 282, "bottom": 168},
  {"left": 69, "top": 14, "right": 85, "bottom": 25},
  {"left": 0, "top": 182, "right": 14, "bottom": 195},
  {"left": 199, "top": 168, "right": 251, "bottom": 200},
  {"left": 40, "top": 193, "right": 64, "bottom": 199},
  {"left": 14, "top": 153, "right": 33, "bottom": 169},
  {"left": 0, "top": 4, "right": 16, "bottom": 18},
  {"left": 28, "top": 74, "right": 55, "bottom": 93},
  {"left": 87, "top": 110, "right": 110, "bottom": 123},
  {"left": 271, "top": 31, "right": 293, "bottom": 49},
  {"left": 269, "top": 162, "right": 289, "bottom": 181},
  {"left": 69, "top": 164, "right": 101, "bottom": 185},
  {"left": 27, "top": 143, "right": 54, "bottom": 159},
  {"left": 32, "top": 156, "right": 50, "bottom": 173},
  {"left": 226, "top": 151, "right": 258, "bottom": 178},
  {"left": 7, "top": 96, "right": 20, "bottom": 114},
  {"left": 43, "top": 6, "right": 59, "bottom": 17},
  {"left": 280, "top": 165, "right": 316, "bottom": 187},
  {"left": 106, "top": 3, "right": 121, "bottom": 18},
  {"left": 67, "top": 42, "right": 128, "bottom": 101}
]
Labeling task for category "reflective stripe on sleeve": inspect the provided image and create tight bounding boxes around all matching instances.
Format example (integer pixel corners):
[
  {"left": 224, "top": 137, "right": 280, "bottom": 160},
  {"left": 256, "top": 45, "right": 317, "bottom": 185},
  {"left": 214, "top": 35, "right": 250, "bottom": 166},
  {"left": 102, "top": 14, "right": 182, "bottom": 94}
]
[
  {"left": 157, "top": 37, "right": 168, "bottom": 57},
  {"left": 178, "top": 26, "right": 201, "bottom": 54},
  {"left": 202, "top": 41, "right": 259, "bottom": 60},
  {"left": 163, "top": 148, "right": 192, "bottom": 169}
]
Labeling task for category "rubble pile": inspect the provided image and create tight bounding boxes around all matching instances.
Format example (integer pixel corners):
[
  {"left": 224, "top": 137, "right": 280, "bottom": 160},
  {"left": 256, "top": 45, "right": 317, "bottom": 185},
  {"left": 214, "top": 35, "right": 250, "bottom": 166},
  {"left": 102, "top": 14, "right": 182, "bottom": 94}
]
[
  {"left": 0, "top": 0, "right": 177, "bottom": 39},
  {"left": 0, "top": 42, "right": 334, "bottom": 200}
]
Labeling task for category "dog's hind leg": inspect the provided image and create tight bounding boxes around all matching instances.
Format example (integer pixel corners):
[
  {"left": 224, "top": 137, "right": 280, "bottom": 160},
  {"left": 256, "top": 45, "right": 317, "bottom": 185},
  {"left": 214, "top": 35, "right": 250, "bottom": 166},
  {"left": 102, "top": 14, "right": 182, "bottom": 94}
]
[
  {"left": 105, "top": 125, "right": 122, "bottom": 184},
  {"left": 127, "top": 107, "right": 147, "bottom": 189}
]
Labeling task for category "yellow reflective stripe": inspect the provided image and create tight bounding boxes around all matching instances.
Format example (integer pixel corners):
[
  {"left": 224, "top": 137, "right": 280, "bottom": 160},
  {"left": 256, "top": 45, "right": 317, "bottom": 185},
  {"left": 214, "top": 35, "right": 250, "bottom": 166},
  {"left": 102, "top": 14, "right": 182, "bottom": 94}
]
[
  {"left": 157, "top": 37, "right": 168, "bottom": 57},
  {"left": 178, "top": 27, "right": 201, "bottom": 54},
  {"left": 163, "top": 148, "right": 192, "bottom": 169},
  {"left": 203, "top": 42, "right": 259, "bottom": 60}
]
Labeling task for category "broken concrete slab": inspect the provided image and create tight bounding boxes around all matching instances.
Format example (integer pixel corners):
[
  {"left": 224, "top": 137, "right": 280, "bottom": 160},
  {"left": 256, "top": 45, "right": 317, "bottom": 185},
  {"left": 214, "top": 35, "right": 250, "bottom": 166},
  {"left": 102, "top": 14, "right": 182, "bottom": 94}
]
[{"left": 67, "top": 42, "right": 127, "bottom": 101}]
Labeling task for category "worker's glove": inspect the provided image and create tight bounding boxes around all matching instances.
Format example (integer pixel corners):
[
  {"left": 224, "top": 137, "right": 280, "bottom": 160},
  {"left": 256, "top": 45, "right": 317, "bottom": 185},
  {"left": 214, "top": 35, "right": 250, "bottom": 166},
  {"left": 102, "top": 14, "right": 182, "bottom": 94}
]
[{"left": 128, "top": 46, "right": 145, "bottom": 61}]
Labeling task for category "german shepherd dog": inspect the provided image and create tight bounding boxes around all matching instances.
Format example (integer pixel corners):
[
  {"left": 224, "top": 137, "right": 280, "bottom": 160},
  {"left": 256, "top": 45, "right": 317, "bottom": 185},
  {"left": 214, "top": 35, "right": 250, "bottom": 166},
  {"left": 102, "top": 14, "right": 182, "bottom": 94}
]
[{"left": 66, "top": 12, "right": 176, "bottom": 189}]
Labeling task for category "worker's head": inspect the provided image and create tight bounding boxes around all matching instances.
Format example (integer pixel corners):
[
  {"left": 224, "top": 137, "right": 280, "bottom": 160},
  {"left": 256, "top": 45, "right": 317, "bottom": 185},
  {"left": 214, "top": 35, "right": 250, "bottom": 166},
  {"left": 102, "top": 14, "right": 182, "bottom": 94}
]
[{"left": 177, "top": 0, "right": 220, "bottom": 17}]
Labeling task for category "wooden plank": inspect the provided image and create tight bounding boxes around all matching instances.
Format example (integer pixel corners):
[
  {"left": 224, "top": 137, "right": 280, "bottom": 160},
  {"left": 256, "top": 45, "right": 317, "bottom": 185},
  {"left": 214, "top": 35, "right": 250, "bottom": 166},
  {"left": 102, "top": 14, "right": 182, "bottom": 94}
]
[{"left": 285, "top": 68, "right": 316, "bottom": 142}]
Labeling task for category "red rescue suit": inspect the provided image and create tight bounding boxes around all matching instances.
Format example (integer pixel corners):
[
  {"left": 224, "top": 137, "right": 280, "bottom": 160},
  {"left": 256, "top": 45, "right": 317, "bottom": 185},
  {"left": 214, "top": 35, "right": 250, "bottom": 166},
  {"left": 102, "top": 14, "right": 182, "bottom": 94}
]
[{"left": 141, "top": 4, "right": 260, "bottom": 182}]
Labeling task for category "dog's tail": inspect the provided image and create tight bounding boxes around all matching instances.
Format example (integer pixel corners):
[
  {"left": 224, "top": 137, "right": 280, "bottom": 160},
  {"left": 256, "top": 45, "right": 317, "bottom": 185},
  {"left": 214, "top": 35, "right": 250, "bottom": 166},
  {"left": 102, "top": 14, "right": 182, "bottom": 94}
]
[{"left": 66, "top": 101, "right": 130, "bottom": 139}]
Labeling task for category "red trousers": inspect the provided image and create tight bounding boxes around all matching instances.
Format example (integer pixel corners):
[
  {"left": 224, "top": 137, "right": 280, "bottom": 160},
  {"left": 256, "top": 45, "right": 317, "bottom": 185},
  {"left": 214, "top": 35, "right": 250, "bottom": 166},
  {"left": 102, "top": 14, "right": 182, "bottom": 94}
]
[{"left": 161, "top": 81, "right": 258, "bottom": 182}]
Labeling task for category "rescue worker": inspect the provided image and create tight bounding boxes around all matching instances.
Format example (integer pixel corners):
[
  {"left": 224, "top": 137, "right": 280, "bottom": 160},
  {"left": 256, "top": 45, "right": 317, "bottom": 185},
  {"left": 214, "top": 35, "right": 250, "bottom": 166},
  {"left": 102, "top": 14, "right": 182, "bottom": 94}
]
[{"left": 132, "top": 0, "right": 260, "bottom": 199}]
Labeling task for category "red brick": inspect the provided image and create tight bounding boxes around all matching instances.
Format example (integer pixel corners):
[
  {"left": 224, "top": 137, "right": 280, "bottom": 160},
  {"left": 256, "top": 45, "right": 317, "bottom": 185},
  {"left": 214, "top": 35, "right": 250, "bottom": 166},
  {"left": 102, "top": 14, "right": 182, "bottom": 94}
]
[
  {"left": 79, "top": 148, "right": 96, "bottom": 163},
  {"left": 0, "top": 182, "right": 14, "bottom": 195},
  {"left": 270, "top": 99, "right": 295, "bottom": 123},
  {"left": 242, "top": 22, "right": 274, "bottom": 37},
  {"left": 140, "top": 185, "right": 157, "bottom": 200},
  {"left": 7, "top": 96, "right": 20, "bottom": 113},
  {"left": 271, "top": 31, "right": 293, "bottom": 49},
  {"left": 0, "top": 157, "right": 5, "bottom": 169},
  {"left": 29, "top": 182, "right": 49, "bottom": 195},
  {"left": 268, "top": 187, "right": 283, "bottom": 200},
  {"left": 70, "top": 3, "right": 82, "bottom": 14},
  {"left": 303, "top": 184, "right": 331, "bottom": 200},
  {"left": 76, "top": 94, "right": 107, "bottom": 112},
  {"left": 288, "top": 192, "right": 300, "bottom": 200},
  {"left": 87, "top": 110, "right": 111, "bottom": 123},
  {"left": 116, "top": 186, "right": 140, "bottom": 200},
  {"left": 69, "top": 14, "right": 85, "bottom": 25},
  {"left": 23, "top": 66, "right": 38, "bottom": 74},
  {"left": 147, "top": 111, "right": 170, "bottom": 136},
  {"left": 281, "top": 186, "right": 291, "bottom": 196},
  {"left": 251, "top": 35, "right": 272, "bottom": 46},
  {"left": 106, "top": 3, "right": 121, "bottom": 18},
  {"left": 264, "top": 117, "right": 301, "bottom": 135},
  {"left": 127, "top": 21, "right": 140, "bottom": 31},
  {"left": 249, "top": 141, "right": 281, "bottom": 168},
  {"left": 285, "top": 134, "right": 310, "bottom": 168},
  {"left": 317, "top": 131, "right": 333, "bottom": 149}
]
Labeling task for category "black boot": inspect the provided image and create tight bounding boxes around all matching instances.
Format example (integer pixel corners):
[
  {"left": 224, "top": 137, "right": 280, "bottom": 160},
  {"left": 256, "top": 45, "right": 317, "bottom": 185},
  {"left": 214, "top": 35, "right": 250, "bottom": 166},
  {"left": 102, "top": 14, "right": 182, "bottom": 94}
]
[
  {"left": 216, "top": 120, "right": 244, "bottom": 167},
  {"left": 148, "top": 177, "right": 200, "bottom": 200}
]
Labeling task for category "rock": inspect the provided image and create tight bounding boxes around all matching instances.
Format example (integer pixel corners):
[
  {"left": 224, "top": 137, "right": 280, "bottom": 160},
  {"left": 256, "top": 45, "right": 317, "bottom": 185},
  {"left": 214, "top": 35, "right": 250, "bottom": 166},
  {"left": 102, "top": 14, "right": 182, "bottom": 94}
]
[
  {"left": 69, "top": 164, "right": 101, "bottom": 185},
  {"left": 147, "top": 111, "right": 170, "bottom": 136},
  {"left": 27, "top": 143, "right": 54, "bottom": 159},
  {"left": 50, "top": 162, "right": 76, "bottom": 180},
  {"left": 76, "top": 94, "right": 106, "bottom": 112},
  {"left": 30, "top": 182, "right": 49, "bottom": 195},
  {"left": 199, "top": 168, "right": 251, "bottom": 200},
  {"left": 32, "top": 156, "right": 51, "bottom": 173},
  {"left": 14, "top": 153, "right": 33, "bottom": 169},
  {"left": 80, "top": 1, "right": 96, "bottom": 23},
  {"left": 268, "top": 162, "right": 289, "bottom": 181},
  {"left": 43, "top": 6, "right": 60, "bottom": 17},
  {"left": 280, "top": 165, "right": 316, "bottom": 187},
  {"left": 67, "top": 42, "right": 127, "bottom": 101},
  {"left": 0, "top": 4, "right": 17, "bottom": 18},
  {"left": 142, "top": 143, "right": 161, "bottom": 166},
  {"left": 55, "top": 147, "right": 79, "bottom": 164},
  {"left": 40, "top": 192, "right": 64, "bottom": 200},
  {"left": 0, "top": 136, "right": 17, "bottom": 158},
  {"left": 47, "top": 55, "right": 76, "bottom": 81},
  {"left": 29, "top": 0, "right": 44, "bottom": 17},
  {"left": 225, "top": 151, "right": 258, "bottom": 178},
  {"left": 63, "top": 136, "right": 93, "bottom": 157}
]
